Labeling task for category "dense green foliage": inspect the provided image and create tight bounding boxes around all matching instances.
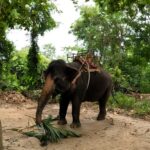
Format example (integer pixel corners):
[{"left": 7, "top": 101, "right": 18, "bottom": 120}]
[
  {"left": 0, "top": 0, "right": 57, "bottom": 34},
  {"left": 0, "top": 0, "right": 57, "bottom": 89},
  {"left": 1, "top": 48, "right": 49, "bottom": 90},
  {"left": 94, "top": 0, "right": 149, "bottom": 12},
  {"left": 70, "top": 1, "right": 150, "bottom": 93}
]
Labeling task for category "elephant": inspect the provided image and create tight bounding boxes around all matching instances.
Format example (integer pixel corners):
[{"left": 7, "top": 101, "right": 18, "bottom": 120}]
[{"left": 36, "top": 59, "right": 112, "bottom": 128}]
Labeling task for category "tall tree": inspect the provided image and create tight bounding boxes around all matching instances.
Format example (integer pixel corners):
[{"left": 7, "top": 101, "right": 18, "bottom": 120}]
[
  {"left": 71, "top": 1, "right": 150, "bottom": 92},
  {"left": 71, "top": 6, "right": 126, "bottom": 66},
  {"left": 0, "top": 0, "right": 57, "bottom": 82}
]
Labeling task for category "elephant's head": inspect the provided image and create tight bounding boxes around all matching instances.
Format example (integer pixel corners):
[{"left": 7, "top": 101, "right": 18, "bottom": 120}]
[{"left": 36, "top": 59, "right": 78, "bottom": 125}]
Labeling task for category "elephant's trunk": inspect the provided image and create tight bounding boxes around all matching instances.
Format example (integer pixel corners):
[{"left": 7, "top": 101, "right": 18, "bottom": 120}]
[{"left": 36, "top": 75, "right": 54, "bottom": 125}]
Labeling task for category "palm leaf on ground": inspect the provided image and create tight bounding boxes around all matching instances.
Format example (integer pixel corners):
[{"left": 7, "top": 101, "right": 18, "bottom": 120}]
[{"left": 23, "top": 116, "right": 81, "bottom": 146}]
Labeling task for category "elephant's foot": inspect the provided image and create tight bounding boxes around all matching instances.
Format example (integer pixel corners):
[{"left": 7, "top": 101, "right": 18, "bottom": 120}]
[
  {"left": 70, "top": 122, "right": 81, "bottom": 128},
  {"left": 57, "top": 119, "right": 67, "bottom": 125},
  {"left": 97, "top": 114, "right": 106, "bottom": 120},
  {"left": 40, "top": 139, "right": 48, "bottom": 146}
]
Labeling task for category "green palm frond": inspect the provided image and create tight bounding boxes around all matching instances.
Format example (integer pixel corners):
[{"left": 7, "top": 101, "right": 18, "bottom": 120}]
[{"left": 23, "top": 116, "right": 81, "bottom": 145}]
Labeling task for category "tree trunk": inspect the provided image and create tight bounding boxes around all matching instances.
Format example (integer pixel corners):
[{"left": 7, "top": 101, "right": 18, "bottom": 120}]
[{"left": 0, "top": 120, "right": 3, "bottom": 150}]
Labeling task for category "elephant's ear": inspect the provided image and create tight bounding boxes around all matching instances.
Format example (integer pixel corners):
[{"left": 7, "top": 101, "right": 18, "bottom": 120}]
[{"left": 65, "top": 65, "right": 78, "bottom": 81}]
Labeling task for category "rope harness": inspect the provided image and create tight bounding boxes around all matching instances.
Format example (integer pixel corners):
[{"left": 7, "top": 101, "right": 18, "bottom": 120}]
[{"left": 71, "top": 56, "right": 101, "bottom": 90}]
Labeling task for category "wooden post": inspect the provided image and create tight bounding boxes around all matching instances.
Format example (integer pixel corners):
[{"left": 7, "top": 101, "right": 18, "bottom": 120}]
[{"left": 0, "top": 120, "right": 3, "bottom": 150}]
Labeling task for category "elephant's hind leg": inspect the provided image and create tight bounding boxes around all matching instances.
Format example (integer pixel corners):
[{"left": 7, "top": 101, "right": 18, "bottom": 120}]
[{"left": 97, "top": 88, "right": 111, "bottom": 120}]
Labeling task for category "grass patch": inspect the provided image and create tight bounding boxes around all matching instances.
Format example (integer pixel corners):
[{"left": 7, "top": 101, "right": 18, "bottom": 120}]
[
  {"left": 109, "top": 92, "right": 135, "bottom": 110},
  {"left": 134, "top": 100, "right": 150, "bottom": 116},
  {"left": 108, "top": 92, "right": 150, "bottom": 116}
]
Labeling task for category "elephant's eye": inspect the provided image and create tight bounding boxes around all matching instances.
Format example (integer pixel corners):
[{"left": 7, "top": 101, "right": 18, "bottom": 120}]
[{"left": 54, "top": 77, "right": 60, "bottom": 83}]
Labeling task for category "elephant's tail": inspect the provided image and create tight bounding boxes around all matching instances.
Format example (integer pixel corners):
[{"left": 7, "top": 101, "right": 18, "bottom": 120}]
[{"left": 111, "top": 86, "right": 119, "bottom": 104}]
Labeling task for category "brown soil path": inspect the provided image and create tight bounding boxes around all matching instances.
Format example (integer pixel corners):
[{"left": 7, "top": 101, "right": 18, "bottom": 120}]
[{"left": 0, "top": 100, "right": 150, "bottom": 150}]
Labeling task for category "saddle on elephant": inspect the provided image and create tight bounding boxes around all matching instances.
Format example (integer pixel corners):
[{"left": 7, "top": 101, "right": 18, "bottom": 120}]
[{"left": 73, "top": 53, "right": 101, "bottom": 73}]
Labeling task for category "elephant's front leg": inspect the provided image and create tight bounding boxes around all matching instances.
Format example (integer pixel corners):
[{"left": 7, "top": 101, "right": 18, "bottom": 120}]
[
  {"left": 58, "top": 96, "right": 70, "bottom": 125},
  {"left": 70, "top": 98, "right": 81, "bottom": 128}
]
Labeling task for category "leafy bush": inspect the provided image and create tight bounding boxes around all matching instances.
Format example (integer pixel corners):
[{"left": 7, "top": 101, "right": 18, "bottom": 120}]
[
  {"left": 0, "top": 48, "right": 49, "bottom": 91},
  {"left": 107, "top": 66, "right": 131, "bottom": 92},
  {"left": 109, "top": 92, "right": 135, "bottom": 110},
  {"left": 134, "top": 101, "right": 150, "bottom": 116},
  {"left": 109, "top": 92, "right": 150, "bottom": 116},
  {"left": 139, "top": 65, "right": 150, "bottom": 93},
  {"left": 1, "top": 72, "right": 20, "bottom": 90},
  {"left": 0, "top": 36, "right": 15, "bottom": 76}
]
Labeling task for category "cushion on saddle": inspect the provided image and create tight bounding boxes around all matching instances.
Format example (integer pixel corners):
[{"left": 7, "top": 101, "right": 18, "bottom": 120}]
[{"left": 73, "top": 56, "right": 100, "bottom": 72}]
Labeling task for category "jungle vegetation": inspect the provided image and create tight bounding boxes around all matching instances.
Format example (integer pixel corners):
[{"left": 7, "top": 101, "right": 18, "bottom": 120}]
[{"left": 0, "top": 0, "right": 149, "bottom": 95}]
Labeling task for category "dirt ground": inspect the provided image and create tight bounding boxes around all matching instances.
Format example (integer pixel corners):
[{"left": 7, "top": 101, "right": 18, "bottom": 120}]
[{"left": 0, "top": 92, "right": 150, "bottom": 150}]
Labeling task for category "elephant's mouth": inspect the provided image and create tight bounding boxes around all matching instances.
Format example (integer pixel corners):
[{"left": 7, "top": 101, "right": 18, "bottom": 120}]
[
  {"left": 54, "top": 78, "right": 70, "bottom": 94},
  {"left": 55, "top": 85, "right": 65, "bottom": 93}
]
